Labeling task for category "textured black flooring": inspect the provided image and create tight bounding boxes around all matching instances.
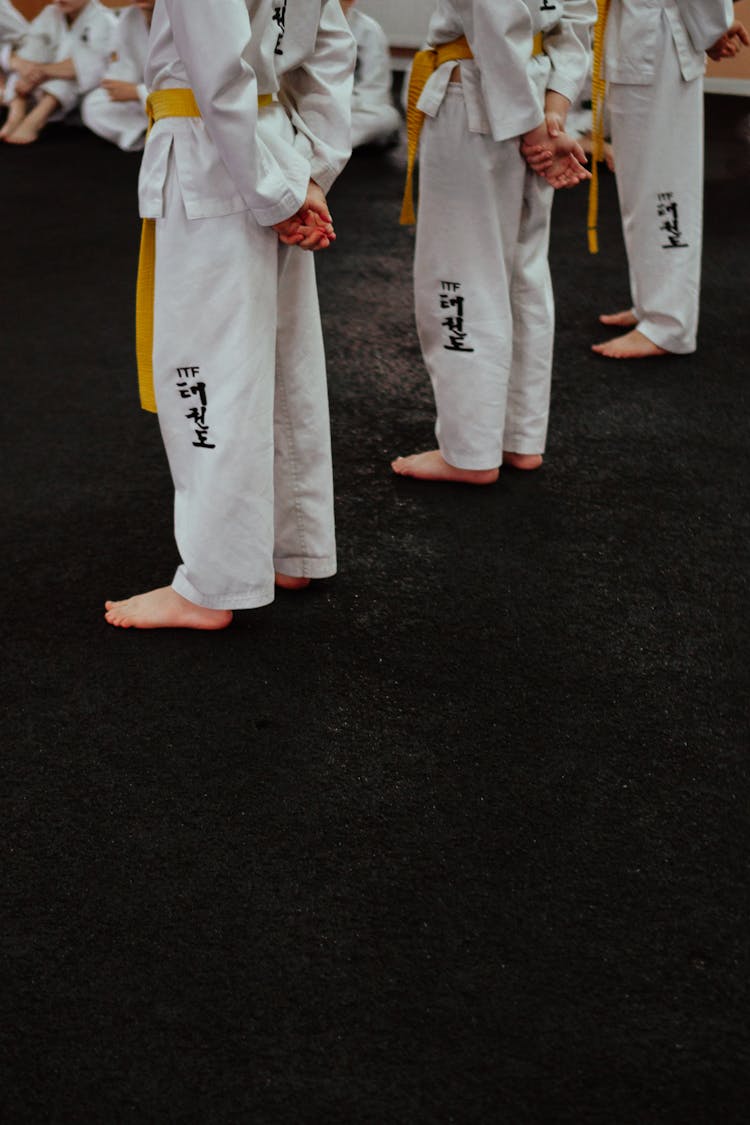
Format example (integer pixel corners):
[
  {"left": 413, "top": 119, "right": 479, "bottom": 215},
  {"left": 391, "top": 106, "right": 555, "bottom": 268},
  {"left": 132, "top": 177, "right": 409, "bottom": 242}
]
[{"left": 2, "top": 98, "right": 749, "bottom": 1123}]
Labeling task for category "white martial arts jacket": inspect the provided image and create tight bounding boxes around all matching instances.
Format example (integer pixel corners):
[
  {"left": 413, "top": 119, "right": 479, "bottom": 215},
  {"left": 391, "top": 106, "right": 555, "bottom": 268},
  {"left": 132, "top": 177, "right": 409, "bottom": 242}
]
[
  {"left": 15, "top": 0, "right": 115, "bottom": 93},
  {"left": 102, "top": 5, "right": 150, "bottom": 109},
  {"left": 417, "top": 0, "right": 597, "bottom": 143},
  {"left": 346, "top": 7, "right": 393, "bottom": 110},
  {"left": 604, "top": 0, "right": 734, "bottom": 84},
  {"left": 139, "top": 0, "right": 355, "bottom": 227}
]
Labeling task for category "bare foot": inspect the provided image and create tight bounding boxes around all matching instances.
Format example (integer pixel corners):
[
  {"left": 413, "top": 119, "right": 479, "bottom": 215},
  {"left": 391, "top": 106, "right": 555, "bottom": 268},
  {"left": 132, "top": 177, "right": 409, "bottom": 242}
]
[
  {"left": 591, "top": 329, "right": 669, "bottom": 359},
  {"left": 104, "top": 586, "right": 233, "bottom": 630},
  {"left": 391, "top": 450, "right": 498, "bottom": 484},
  {"left": 598, "top": 309, "right": 638, "bottom": 328},
  {"left": 275, "top": 572, "right": 311, "bottom": 590},
  {"left": 0, "top": 103, "right": 26, "bottom": 140},
  {"left": 503, "top": 452, "right": 543, "bottom": 471},
  {"left": 3, "top": 119, "right": 41, "bottom": 145}
]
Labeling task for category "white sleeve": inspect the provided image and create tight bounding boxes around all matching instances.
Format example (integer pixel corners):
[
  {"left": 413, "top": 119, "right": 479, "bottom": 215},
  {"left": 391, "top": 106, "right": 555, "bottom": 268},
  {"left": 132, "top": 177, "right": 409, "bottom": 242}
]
[
  {"left": 279, "top": 0, "right": 356, "bottom": 194},
  {"left": 675, "top": 0, "right": 733, "bottom": 53},
  {"left": 455, "top": 0, "right": 544, "bottom": 142},
  {"left": 543, "top": 0, "right": 597, "bottom": 106},
  {"left": 71, "top": 10, "right": 117, "bottom": 93},
  {"left": 163, "top": 0, "right": 311, "bottom": 226}
]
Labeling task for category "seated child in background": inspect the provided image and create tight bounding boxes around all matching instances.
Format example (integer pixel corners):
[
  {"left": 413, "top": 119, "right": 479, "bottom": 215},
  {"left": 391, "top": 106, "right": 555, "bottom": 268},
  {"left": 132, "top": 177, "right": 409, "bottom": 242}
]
[
  {"left": 1, "top": 0, "right": 115, "bottom": 145},
  {"left": 81, "top": 0, "right": 153, "bottom": 151},
  {"left": 339, "top": 0, "right": 400, "bottom": 148},
  {"left": 0, "top": 0, "right": 27, "bottom": 100}
]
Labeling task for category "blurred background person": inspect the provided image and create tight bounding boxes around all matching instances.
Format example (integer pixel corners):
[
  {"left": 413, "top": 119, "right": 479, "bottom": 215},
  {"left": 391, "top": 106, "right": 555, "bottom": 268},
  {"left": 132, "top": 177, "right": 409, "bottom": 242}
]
[
  {"left": 340, "top": 0, "right": 400, "bottom": 148},
  {"left": 81, "top": 0, "right": 153, "bottom": 151}
]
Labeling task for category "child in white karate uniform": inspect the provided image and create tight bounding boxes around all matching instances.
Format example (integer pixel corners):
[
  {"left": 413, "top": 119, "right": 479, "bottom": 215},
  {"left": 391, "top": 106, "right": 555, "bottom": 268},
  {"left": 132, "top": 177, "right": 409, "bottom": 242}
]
[
  {"left": 592, "top": 0, "right": 748, "bottom": 359},
  {"left": 339, "top": 0, "right": 400, "bottom": 148},
  {"left": 105, "top": 0, "right": 355, "bottom": 631},
  {"left": 1, "top": 0, "right": 115, "bottom": 145},
  {"left": 392, "top": 0, "right": 595, "bottom": 486},
  {"left": 81, "top": 0, "right": 153, "bottom": 152}
]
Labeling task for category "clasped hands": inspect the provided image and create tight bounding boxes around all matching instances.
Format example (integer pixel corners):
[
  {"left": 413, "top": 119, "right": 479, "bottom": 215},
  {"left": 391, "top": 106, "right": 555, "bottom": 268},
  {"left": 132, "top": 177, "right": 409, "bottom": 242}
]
[
  {"left": 10, "top": 55, "right": 46, "bottom": 96},
  {"left": 707, "top": 19, "right": 750, "bottom": 61},
  {"left": 521, "top": 112, "right": 591, "bottom": 189},
  {"left": 273, "top": 180, "right": 335, "bottom": 251}
]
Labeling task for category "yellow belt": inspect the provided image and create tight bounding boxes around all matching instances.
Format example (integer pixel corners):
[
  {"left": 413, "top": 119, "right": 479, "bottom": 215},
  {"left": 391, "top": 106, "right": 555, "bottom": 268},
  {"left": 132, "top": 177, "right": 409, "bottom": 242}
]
[
  {"left": 587, "top": 0, "right": 610, "bottom": 254},
  {"left": 135, "top": 88, "right": 274, "bottom": 413},
  {"left": 400, "top": 32, "right": 545, "bottom": 226}
]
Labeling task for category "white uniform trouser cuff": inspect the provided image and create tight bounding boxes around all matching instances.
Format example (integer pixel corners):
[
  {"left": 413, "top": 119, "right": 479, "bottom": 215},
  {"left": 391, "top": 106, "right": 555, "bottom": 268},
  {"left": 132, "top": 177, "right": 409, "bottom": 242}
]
[
  {"left": 273, "top": 554, "right": 336, "bottom": 580},
  {"left": 438, "top": 446, "right": 501, "bottom": 471},
  {"left": 635, "top": 320, "right": 696, "bottom": 355},
  {"left": 501, "top": 439, "right": 544, "bottom": 458},
  {"left": 172, "top": 569, "right": 275, "bottom": 611}
]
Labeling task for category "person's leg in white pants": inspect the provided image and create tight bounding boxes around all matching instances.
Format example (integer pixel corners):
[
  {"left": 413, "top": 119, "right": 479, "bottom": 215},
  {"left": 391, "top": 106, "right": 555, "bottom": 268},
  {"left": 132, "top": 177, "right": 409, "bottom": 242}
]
[
  {"left": 594, "top": 28, "right": 703, "bottom": 358},
  {"left": 273, "top": 244, "right": 337, "bottom": 581},
  {"left": 392, "top": 85, "right": 554, "bottom": 483},
  {"left": 504, "top": 171, "right": 554, "bottom": 461},
  {"left": 106, "top": 155, "right": 336, "bottom": 628}
]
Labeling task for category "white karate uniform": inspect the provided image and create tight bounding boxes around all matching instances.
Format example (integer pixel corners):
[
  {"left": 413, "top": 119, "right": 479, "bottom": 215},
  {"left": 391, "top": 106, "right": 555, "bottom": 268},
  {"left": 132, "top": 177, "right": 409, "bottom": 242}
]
[
  {"left": 4, "top": 0, "right": 115, "bottom": 115},
  {"left": 345, "top": 7, "right": 400, "bottom": 148},
  {"left": 604, "top": 0, "right": 733, "bottom": 353},
  {"left": 414, "top": 0, "right": 595, "bottom": 468},
  {"left": 81, "top": 6, "right": 150, "bottom": 151},
  {"left": 139, "top": 0, "right": 355, "bottom": 610}
]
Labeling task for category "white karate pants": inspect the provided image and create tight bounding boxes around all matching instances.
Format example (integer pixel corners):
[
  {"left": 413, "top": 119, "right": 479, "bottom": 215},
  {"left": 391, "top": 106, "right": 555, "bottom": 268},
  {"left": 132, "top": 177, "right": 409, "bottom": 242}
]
[
  {"left": 152, "top": 156, "right": 336, "bottom": 610},
  {"left": 351, "top": 101, "right": 400, "bottom": 148},
  {"left": 608, "top": 30, "right": 704, "bottom": 353},
  {"left": 415, "top": 85, "right": 554, "bottom": 469},
  {"left": 81, "top": 89, "right": 146, "bottom": 152}
]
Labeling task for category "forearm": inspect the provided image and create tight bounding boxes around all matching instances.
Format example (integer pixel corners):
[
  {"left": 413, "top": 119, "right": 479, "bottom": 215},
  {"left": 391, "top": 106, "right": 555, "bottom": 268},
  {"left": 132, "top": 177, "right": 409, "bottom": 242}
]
[
  {"left": 676, "top": 0, "right": 734, "bottom": 52},
  {"left": 40, "top": 57, "right": 76, "bottom": 81},
  {"left": 545, "top": 90, "right": 572, "bottom": 127},
  {"left": 282, "top": 0, "right": 356, "bottom": 191},
  {"left": 543, "top": 0, "right": 597, "bottom": 107}
]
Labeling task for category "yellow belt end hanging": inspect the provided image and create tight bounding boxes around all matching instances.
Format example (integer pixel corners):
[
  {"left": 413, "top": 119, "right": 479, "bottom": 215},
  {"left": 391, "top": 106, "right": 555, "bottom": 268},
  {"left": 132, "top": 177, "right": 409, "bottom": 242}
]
[
  {"left": 587, "top": 160, "right": 600, "bottom": 256},
  {"left": 136, "top": 88, "right": 205, "bottom": 414},
  {"left": 135, "top": 217, "right": 158, "bottom": 414},
  {"left": 587, "top": 0, "right": 610, "bottom": 254},
  {"left": 399, "top": 37, "right": 474, "bottom": 227},
  {"left": 400, "top": 162, "right": 417, "bottom": 226}
]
